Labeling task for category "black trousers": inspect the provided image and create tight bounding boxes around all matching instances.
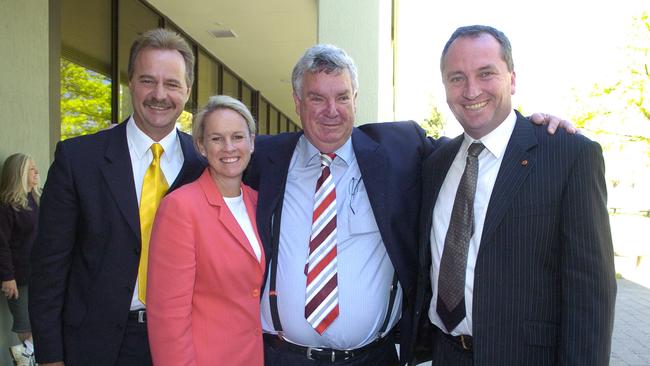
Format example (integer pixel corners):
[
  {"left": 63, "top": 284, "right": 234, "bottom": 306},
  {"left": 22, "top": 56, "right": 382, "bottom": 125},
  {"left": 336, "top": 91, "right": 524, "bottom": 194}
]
[
  {"left": 430, "top": 328, "right": 472, "bottom": 366},
  {"left": 115, "top": 319, "right": 152, "bottom": 366},
  {"left": 264, "top": 338, "right": 399, "bottom": 366}
]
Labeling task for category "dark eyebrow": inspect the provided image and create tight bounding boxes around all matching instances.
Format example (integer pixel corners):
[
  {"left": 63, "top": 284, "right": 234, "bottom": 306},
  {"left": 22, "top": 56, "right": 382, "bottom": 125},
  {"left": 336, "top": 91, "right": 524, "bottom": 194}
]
[
  {"left": 445, "top": 71, "right": 464, "bottom": 79},
  {"left": 478, "top": 64, "right": 498, "bottom": 72}
]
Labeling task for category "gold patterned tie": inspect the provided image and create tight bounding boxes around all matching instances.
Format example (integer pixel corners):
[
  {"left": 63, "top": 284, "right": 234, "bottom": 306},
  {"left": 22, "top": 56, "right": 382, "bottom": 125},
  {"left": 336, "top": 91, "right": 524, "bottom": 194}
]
[
  {"left": 437, "top": 142, "right": 485, "bottom": 332},
  {"left": 138, "top": 143, "right": 168, "bottom": 304}
]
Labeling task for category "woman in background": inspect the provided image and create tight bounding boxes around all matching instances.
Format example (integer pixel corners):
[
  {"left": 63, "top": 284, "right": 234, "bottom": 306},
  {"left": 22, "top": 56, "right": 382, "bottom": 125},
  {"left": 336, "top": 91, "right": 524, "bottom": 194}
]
[
  {"left": 0, "top": 153, "right": 40, "bottom": 366},
  {"left": 147, "top": 95, "right": 265, "bottom": 366}
]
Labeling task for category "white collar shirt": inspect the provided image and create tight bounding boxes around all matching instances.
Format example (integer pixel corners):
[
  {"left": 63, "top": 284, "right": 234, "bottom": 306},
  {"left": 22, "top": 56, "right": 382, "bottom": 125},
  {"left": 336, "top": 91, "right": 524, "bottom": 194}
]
[
  {"left": 126, "top": 116, "right": 184, "bottom": 310},
  {"left": 429, "top": 110, "right": 517, "bottom": 335}
]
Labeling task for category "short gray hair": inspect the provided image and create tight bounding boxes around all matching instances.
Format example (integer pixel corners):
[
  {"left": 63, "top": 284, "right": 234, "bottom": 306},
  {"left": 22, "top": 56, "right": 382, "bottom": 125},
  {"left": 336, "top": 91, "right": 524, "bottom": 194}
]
[
  {"left": 441, "top": 25, "right": 514, "bottom": 72},
  {"left": 192, "top": 95, "right": 256, "bottom": 151},
  {"left": 292, "top": 44, "right": 359, "bottom": 97}
]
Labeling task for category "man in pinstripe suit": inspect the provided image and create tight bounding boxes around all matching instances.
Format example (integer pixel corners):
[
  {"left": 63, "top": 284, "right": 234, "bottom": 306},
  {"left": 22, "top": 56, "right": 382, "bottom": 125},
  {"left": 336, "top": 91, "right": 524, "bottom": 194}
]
[{"left": 413, "top": 25, "right": 617, "bottom": 365}]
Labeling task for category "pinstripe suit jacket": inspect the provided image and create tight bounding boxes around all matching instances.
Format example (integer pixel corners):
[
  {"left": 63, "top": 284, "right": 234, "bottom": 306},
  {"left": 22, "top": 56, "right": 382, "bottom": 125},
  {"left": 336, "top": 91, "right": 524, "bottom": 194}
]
[{"left": 414, "top": 111, "right": 617, "bottom": 365}]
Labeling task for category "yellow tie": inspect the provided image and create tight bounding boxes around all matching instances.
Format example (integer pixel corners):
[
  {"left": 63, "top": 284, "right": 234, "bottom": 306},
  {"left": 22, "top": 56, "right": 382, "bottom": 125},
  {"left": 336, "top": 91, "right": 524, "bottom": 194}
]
[{"left": 138, "top": 143, "right": 169, "bottom": 304}]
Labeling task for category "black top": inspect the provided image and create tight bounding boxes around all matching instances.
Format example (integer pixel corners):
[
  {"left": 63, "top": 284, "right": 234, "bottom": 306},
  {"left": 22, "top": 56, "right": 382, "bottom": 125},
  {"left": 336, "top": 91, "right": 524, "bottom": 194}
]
[{"left": 0, "top": 193, "right": 38, "bottom": 285}]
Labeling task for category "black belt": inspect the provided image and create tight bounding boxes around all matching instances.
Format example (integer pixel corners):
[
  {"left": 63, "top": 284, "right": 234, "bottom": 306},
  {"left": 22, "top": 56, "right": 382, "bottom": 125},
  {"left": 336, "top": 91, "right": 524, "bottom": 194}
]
[
  {"left": 442, "top": 331, "right": 472, "bottom": 351},
  {"left": 127, "top": 309, "right": 147, "bottom": 323},
  {"left": 263, "top": 333, "right": 389, "bottom": 362}
]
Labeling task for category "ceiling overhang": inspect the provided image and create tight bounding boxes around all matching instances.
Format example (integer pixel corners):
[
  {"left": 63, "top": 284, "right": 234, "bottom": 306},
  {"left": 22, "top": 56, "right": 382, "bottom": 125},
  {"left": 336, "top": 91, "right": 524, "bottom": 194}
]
[{"left": 147, "top": 0, "right": 318, "bottom": 124}]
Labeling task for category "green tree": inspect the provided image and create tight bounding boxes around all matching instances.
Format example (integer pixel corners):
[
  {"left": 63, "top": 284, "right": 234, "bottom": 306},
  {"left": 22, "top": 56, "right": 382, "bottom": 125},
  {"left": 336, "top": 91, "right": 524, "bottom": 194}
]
[
  {"left": 571, "top": 11, "right": 650, "bottom": 149},
  {"left": 420, "top": 105, "right": 446, "bottom": 138},
  {"left": 60, "top": 59, "right": 112, "bottom": 140},
  {"left": 570, "top": 11, "right": 650, "bottom": 213}
]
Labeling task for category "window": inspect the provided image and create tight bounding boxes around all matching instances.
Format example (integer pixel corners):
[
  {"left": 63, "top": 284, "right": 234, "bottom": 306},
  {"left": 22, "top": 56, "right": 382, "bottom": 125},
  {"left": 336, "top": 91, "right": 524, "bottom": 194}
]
[
  {"left": 197, "top": 50, "right": 219, "bottom": 107},
  {"left": 60, "top": 0, "right": 112, "bottom": 139},
  {"left": 269, "top": 107, "right": 279, "bottom": 135},
  {"left": 222, "top": 69, "right": 239, "bottom": 98},
  {"left": 258, "top": 98, "right": 269, "bottom": 135},
  {"left": 59, "top": 0, "right": 291, "bottom": 138}
]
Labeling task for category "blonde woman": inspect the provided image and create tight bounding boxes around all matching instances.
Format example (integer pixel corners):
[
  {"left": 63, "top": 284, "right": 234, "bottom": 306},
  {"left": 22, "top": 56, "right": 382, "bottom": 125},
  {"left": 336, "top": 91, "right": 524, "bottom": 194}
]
[
  {"left": 147, "top": 95, "right": 265, "bottom": 366},
  {"left": 0, "top": 153, "right": 41, "bottom": 366}
]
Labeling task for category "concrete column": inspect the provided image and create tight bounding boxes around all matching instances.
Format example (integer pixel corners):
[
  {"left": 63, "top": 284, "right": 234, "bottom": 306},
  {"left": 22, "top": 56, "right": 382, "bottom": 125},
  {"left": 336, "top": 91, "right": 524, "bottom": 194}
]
[
  {"left": 0, "top": 0, "right": 55, "bottom": 363},
  {"left": 317, "top": 0, "right": 394, "bottom": 125}
]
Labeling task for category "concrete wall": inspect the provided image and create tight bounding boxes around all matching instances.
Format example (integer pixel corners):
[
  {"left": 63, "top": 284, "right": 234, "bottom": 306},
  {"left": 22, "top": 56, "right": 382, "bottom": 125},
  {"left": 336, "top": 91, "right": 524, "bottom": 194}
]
[
  {"left": 317, "top": 0, "right": 394, "bottom": 125},
  {"left": 0, "top": 0, "right": 56, "bottom": 363},
  {"left": 0, "top": 0, "right": 55, "bottom": 175}
]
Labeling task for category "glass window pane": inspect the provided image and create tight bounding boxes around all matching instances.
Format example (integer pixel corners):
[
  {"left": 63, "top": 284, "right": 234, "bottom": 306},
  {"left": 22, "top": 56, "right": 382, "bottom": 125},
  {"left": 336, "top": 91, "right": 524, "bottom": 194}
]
[
  {"left": 60, "top": 0, "right": 112, "bottom": 140},
  {"left": 258, "top": 99, "right": 268, "bottom": 135},
  {"left": 269, "top": 107, "right": 279, "bottom": 135},
  {"left": 176, "top": 111, "right": 193, "bottom": 134},
  {"left": 241, "top": 84, "right": 252, "bottom": 111},
  {"left": 222, "top": 69, "right": 238, "bottom": 98},
  {"left": 61, "top": 0, "right": 111, "bottom": 75},
  {"left": 198, "top": 50, "right": 219, "bottom": 107},
  {"left": 60, "top": 58, "right": 112, "bottom": 140}
]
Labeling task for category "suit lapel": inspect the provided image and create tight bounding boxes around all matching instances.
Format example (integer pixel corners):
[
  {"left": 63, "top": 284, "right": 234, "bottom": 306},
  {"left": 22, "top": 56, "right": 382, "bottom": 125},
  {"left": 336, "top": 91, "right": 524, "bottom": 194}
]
[
  {"left": 480, "top": 112, "right": 538, "bottom": 247},
  {"left": 243, "top": 186, "right": 266, "bottom": 273},
  {"left": 100, "top": 122, "right": 141, "bottom": 240},
  {"left": 420, "top": 135, "right": 463, "bottom": 249},
  {"left": 169, "top": 130, "right": 205, "bottom": 192},
  {"left": 255, "top": 133, "right": 301, "bottom": 251},
  {"left": 352, "top": 129, "right": 394, "bottom": 255},
  {"left": 198, "top": 171, "right": 262, "bottom": 267}
]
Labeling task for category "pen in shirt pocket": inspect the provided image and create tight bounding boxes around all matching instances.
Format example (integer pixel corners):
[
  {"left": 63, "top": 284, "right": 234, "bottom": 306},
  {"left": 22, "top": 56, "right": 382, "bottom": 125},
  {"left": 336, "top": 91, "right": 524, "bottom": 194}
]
[{"left": 349, "top": 177, "right": 362, "bottom": 214}]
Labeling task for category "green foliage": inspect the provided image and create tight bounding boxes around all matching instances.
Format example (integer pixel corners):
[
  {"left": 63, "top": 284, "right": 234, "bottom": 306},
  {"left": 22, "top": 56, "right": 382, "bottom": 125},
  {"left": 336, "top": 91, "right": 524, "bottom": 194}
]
[
  {"left": 420, "top": 105, "right": 446, "bottom": 138},
  {"left": 570, "top": 11, "right": 650, "bottom": 213},
  {"left": 571, "top": 11, "right": 650, "bottom": 147},
  {"left": 177, "top": 111, "right": 193, "bottom": 134},
  {"left": 60, "top": 59, "right": 112, "bottom": 140}
]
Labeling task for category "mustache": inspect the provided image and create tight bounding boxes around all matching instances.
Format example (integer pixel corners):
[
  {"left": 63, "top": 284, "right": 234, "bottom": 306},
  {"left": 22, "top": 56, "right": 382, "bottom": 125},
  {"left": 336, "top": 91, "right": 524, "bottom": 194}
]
[{"left": 144, "top": 99, "right": 173, "bottom": 109}]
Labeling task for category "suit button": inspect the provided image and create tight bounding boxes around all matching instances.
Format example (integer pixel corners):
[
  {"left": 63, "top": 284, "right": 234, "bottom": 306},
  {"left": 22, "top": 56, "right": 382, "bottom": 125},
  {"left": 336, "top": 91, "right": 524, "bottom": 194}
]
[{"left": 251, "top": 289, "right": 259, "bottom": 298}]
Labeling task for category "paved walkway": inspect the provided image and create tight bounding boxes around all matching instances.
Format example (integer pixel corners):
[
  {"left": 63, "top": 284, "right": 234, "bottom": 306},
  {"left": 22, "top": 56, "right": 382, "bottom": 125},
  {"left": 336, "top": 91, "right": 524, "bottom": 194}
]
[
  {"left": 418, "top": 279, "right": 650, "bottom": 365},
  {"left": 611, "top": 279, "right": 650, "bottom": 365}
]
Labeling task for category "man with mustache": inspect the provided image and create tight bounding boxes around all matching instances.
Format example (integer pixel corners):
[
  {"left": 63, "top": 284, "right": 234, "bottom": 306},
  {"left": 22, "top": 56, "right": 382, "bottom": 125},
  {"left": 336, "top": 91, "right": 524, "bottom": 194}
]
[{"left": 29, "top": 28, "right": 204, "bottom": 366}]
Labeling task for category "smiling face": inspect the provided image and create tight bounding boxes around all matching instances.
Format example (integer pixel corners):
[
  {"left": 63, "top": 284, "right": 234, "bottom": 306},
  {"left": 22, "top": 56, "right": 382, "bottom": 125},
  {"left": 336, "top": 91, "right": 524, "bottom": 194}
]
[
  {"left": 442, "top": 33, "right": 516, "bottom": 139},
  {"left": 294, "top": 70, "right": 356, "bottom": 153},
  {"left": 27, "top": 159, "right": 38, "bottom": 191},
  {"left": 129, "top": 47, "right": 190, "bottom": 141},
  {"left": 197, "top": 108, "right": 254, "bottom": 194}
]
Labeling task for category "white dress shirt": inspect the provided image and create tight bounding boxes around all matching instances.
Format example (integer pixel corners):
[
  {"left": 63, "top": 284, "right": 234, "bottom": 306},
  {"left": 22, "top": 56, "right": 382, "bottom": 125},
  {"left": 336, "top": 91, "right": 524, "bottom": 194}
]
[
  {"left": 261, "top": 135, "right": 401, "bottom": 349},
  {"left": 429, "top": 110, "right": 517, "bottom": 335},
  {"left": 126, "top": 117, "right": 184, "bottom": 310},
  {"left": 224, "top": 192, "right": 263, "bottom": 262}
]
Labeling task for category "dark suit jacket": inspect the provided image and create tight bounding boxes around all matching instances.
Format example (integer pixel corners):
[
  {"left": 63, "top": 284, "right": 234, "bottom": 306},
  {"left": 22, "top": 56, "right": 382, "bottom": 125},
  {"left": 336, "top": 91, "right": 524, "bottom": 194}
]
[
  {"left": 414, "top": 111, "right": 617, "bottom": 365},
  {"left": 29, "top": 121, "right": 205, "bottom": 365},
  {"left": 245, "top": 121, "right": 442, "bottom": 364}
]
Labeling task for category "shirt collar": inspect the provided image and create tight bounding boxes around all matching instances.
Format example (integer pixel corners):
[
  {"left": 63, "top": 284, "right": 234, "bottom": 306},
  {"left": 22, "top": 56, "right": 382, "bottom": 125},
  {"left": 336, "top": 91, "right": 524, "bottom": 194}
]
[
  {"left": 126, "top": 116, "right": 180, "bottom": 162},
  {"left": 298, "top": 134, "right": 353, "bottom": 168},
  {"left": 462, "top": 109, "right": 516, "bottom": 160}
]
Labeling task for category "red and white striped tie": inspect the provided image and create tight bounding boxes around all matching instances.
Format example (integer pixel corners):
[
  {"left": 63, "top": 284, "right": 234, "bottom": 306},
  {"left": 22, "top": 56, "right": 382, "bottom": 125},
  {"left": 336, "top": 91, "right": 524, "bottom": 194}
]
[{"left": 305, "top": 152, "right": 339, "bottom": 334}]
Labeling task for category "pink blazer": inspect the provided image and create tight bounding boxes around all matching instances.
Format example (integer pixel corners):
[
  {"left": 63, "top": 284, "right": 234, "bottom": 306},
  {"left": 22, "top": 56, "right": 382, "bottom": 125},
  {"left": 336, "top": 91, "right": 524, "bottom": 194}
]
[{"left": 147, "top": 169, "right": 265, "bottom": 366}]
